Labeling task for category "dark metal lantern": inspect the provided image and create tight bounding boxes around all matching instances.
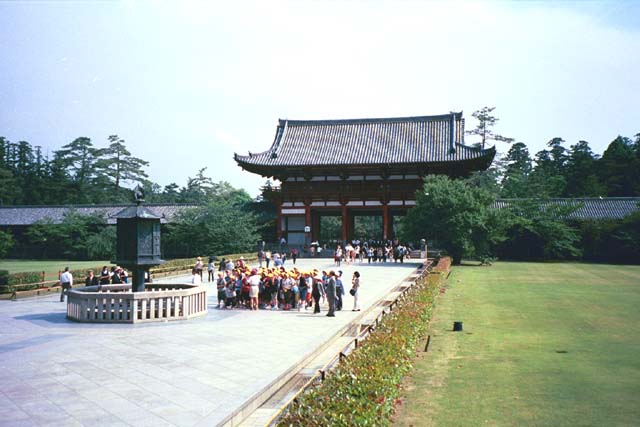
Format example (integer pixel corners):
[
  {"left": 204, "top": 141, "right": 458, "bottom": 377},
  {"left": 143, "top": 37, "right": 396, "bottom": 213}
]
[{"left": 113, "top": 192, "right": 165, "bottom": 292}]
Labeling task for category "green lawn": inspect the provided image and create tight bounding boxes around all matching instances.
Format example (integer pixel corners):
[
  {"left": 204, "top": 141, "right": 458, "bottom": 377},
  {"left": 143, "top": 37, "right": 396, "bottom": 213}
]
[
  {"left": 394, "top": 262, "right": 640, "bottom": 427},
  {"left": 0, "top": 259, "right": 112, "bottom": 281}
]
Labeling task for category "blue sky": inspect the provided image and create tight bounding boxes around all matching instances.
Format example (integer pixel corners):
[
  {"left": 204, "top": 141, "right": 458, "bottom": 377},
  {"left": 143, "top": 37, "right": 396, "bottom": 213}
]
[{"left": 1, "top": 1, "right": 639, "bottom": 197}]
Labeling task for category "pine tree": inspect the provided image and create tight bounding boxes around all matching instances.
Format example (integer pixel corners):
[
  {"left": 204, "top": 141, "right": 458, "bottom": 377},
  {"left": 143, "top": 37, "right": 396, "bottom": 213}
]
[
  {"left": 466, "top": 106, "right": 514, "bottom": 149},
  {"left": 94, "top": 135, "right": 149, "bottom": 193}
]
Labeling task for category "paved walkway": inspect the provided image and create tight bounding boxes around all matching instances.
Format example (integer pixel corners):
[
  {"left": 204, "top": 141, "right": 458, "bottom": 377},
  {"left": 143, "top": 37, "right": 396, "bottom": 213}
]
[{"left": 0, "top": 258, "right": 421, "bottom": 427}]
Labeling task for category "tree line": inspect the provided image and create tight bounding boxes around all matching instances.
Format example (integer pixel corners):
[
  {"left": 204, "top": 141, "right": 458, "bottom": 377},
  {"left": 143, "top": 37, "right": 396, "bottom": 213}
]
[
  {"left": 0, "top": 135, "right": 253, "bottom": 206},
  {"left": 0, "top": 134, "right": 272, "bottom": 259},
  {"left": 400, "top": 108, "right": 640, "bottom": 264},
  {"left": 2, "top": 112, "right": 639, "bottom": 263}
]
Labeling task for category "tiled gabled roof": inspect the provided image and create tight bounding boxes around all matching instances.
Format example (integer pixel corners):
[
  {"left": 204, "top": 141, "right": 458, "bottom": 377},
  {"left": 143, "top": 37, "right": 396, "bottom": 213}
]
[
  {"left": 493, "top": 198, "right": 640, "bottom": 220},
  {"left": 0, "top": 204, "right": 198, "bottom": 226},
  {"left": 235, "top": 113, "right": 495, "bottom": 174}
]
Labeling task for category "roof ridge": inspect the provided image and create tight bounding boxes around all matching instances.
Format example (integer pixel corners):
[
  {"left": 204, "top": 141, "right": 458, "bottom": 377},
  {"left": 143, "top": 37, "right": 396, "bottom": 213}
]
[{"left": 279, "top": 112, "right": 463, "bottom": 126}]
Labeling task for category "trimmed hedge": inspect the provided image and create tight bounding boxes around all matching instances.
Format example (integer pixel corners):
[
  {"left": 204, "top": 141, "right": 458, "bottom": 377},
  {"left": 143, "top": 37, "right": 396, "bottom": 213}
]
[
  {"left": 0, "top": 270, "right": 46, "bottom": 293},
  {"left": 276, "top": 257, "right": 451, "bottom": 427},
  {"left": 7, "top": 271, "right": 45, "bottom": 286},
  {"left": 0, "top": 252, "right": 260, "bottom": 294},
  {"left": 0, "top": 270, "right": 8, "bottom": 286}
]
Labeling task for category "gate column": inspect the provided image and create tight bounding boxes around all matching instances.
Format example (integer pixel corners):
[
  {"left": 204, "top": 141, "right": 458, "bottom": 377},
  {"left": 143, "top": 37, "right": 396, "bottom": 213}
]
[
  {"left": 276, "top": 203, "right": 282, "bottom": 240},
  {"left": 383, "top": 204, "right": 389, "bottom": 240},
  {"left": 341, "top": 205, "right": 348, "bottom": 243}
]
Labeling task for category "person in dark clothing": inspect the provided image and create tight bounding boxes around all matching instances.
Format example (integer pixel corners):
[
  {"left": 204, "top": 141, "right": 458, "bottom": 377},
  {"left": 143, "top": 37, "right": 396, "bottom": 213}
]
[
  {"left": 325, "top": 271, "right": 337, "bottom": 317},
  {"left": 311, "top": 275, "right": 325, "bottom": 314},
  {"left": 99, "top": 266, "right": 111, "bottom": 285},
  {"left": 298, "top": 274, "right": 309, "bottom": 310},
  {"left": 335, "top": 270, "right": 345, "bottom": 311},
  {"left": 111, "top": 267, "right": 122, "bottom": 284},
  {"left": 85, "top": 270, "right": 99, "bottom": 287}
]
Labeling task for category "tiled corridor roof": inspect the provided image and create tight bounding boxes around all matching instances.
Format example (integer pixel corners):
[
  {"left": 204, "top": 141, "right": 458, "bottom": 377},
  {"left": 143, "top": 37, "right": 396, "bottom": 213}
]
[
  {"left": 0, "top": 204, "right": 197, "bottom": 226},
  {"left": 1, "top": 198, "right": 637, "bottom": 226},
  {"left": 493, "top": 198, "right": 640, "bottom": 220}
]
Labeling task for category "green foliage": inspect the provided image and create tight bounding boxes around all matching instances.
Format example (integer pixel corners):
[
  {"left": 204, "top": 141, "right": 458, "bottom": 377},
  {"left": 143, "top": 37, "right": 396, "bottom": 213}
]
[
  {"left": 401, "top": 176, "right": 496, "bottom": 264},
  {"left": 25, "top": 211, "right": 108, "bottom": 260},
  {"left": 0, "top": 230, "right": 15, "bottom": 258},
  {"left": 163, "top": 189, "right": 260, "bottom": 258},
  {"left": 578, "top": 212, "right": 640, "bottom": 264},
  {"left": 599, "top": 136, "right": 640, "bottom": 196},
  {"left": 0, "top": 270, "right": 8, "bottom": 285},
  {"left": 86, "top": 226, "right": 116, "bottom": 260},
  {"left": 496, "top": 200, "right": 582, "bottom": 260},
  {"left": 466, "top": 106, "right": 513, "bottom": 149},
  {"left": 500, "top": 142, "right": 533, "bottom": 197},
  {"left": 277, "top": 258, "right": 450, "bottom": 427},
  {"left": 94, "top": 135, "right": 149, "bottom": 192},
  {"left": 7, "top": 271, "right": 44, "bottom": 286}
]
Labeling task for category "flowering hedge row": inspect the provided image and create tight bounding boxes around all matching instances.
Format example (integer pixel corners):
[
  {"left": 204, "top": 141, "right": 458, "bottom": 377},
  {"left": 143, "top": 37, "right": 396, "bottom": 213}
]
[{"left": 276, "top": 257, "right": 451, "bottom": 427}]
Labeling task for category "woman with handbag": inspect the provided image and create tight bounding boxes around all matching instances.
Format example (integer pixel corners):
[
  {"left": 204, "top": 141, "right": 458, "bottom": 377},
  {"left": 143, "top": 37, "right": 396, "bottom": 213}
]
[{"left": 350, "top": 271, "right": 361, "bottom": 311}]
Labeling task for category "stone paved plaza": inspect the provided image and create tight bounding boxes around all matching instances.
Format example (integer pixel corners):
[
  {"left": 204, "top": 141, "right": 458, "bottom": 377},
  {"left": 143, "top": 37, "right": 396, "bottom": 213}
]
[{"left": 0, "top": 258, "right": 421, "bottom": 427}]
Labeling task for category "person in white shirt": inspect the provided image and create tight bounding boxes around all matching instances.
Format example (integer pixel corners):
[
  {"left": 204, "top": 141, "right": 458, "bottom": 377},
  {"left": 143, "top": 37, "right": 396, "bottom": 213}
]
[
  {"left": 191, "top": 268, "right": 202, "bottom": 285},
  {"left": 60, "top": 267, "right": 73, "bottom": 302},
  {"left": 248, "top": 269, "right": 261, "bottom": 310}
]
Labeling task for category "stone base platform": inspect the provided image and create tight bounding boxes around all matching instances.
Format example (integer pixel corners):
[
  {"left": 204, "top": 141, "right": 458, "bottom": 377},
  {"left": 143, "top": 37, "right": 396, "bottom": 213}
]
[{"left": 66, "top": 284, "right": 208, "bottom": 323}]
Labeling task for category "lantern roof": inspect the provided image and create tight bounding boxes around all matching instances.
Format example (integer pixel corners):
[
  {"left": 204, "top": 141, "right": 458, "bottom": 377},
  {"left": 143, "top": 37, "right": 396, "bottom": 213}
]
[{"left": 112, "top": 205, "right": 163, "bottom": 220}]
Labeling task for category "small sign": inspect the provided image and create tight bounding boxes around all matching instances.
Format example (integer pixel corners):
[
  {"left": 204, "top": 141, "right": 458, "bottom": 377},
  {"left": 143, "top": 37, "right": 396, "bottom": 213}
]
[{"left": 304, "top": 226, "right": 311, "bottom": 233}]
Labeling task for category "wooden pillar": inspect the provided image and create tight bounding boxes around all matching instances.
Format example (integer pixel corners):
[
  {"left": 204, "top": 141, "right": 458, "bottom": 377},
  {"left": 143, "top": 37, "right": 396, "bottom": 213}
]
[
  {"left": 349, "top": 212, "right": 355, "bottom": 242},
  {"left": 305, "top": 204, "right": 312, "bottom": 247},
  {"left": 341, "top": 205, "right": 348, "bottom": 244},
  {"left": 276, "top": 204, "right": 282, "bottom": 240},
  {"left": 305, "top": 204, "right": 311, "bottom": 230},
  {"left": 312, "top": 211, "right": 321, "bottom": 242},
  {"left": 383, "top": 204, "right": 389, "bottom": 241}
]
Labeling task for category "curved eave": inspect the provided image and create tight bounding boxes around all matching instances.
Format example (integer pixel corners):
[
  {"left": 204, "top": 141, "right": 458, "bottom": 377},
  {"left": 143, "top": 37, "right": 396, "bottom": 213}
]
[{"left": 234, "top": 146, "right": 496, "bottom": 180}]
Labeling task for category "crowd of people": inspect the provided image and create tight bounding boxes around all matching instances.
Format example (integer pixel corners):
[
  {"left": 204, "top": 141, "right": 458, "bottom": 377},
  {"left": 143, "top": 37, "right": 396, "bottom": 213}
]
[
  {"left": 195, "top": 259, "right": 362, "bottom": 316},
  {"left": 333, "top": 240, "right": 411, "bottom": 266},
  {"left": 59, "top": 265, "right": 132, "bottom": 302}
]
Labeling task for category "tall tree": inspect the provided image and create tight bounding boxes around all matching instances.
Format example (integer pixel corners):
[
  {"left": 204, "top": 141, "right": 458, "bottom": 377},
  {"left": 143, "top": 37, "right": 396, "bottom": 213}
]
[
  {"left": 546, "top": 137, "right": 568, "bottom": 175},
  {"left": 528, "top": 149, "right": 566, "bottom": 197},
  {"left": 599, "top": 136, "right": 639, "bottom": 196},
  {"left": 44, "top": 153, "right": 73, "bottom": 204},
  {"left": 164, "top": 186, "right": 259, "bottom": 258},
  {"left": 564, "top": 140, "right": 604, "bottom": 196},
  {"left": 0, "top": 167, "right": 18, "bottom": 205},
  {"left": 55, "top": 137, "right": 97, "bottom": 187},
  {"left": 465, "top": 158, "right": 506, "bottom": 195},
  {"left": 400, "top": 175, "right": 501, "bottom": 264},
  {"left": 466, "top": 106, "right": 514, "bottom": 149},
  {"left": 500, "top": 142, "right": 533, "bottom": 197},
  {"left": 95, "top": 135, "right": 149, "bottom": 192}
]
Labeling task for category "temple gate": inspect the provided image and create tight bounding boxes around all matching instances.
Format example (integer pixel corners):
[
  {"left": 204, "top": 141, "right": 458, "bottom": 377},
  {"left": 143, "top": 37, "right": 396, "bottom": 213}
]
[{"left": 235, "top": 112, "right": 495, "bottom": 244}]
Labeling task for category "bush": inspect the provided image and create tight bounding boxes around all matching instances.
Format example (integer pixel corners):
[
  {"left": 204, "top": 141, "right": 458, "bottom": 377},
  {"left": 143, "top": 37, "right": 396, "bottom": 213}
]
[
  {"left": 7, "top": 271, "right": 44, "bottom": 286},
  {"left": 276, "top": 257, "right": 450, "bottom": 427},
  {"left": 578, "top": 213, "right": 640, "bottom": 264},
  {"left": 0, "top": 271, "right": 46, "bottom": 294}
]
